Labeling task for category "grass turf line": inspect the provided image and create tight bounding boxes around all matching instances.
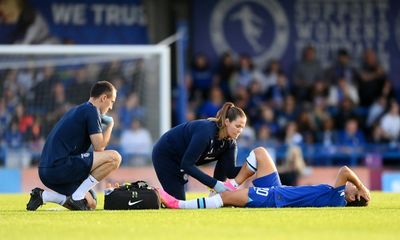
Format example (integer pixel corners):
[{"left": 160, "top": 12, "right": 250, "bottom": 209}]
[{"left": 0, "top": 192, "right": 400, "bottom": 240}]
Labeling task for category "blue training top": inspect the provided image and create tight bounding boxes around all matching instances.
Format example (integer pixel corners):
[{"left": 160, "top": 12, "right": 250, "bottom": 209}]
[
  {"left": 154, "top": 119, "right": 239, "bottom": 188},
  {"left": 40, "top": 102, "right": 102, "bottom": 168}
]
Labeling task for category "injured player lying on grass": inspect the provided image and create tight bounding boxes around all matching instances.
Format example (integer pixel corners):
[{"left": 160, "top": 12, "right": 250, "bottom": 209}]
[{"left": 159, "top": 147, "right": 371, "bottom": 209}]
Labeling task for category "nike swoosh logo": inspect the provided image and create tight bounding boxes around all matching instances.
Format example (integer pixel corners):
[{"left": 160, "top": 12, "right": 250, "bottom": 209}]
[{"left": 128, "top": 199, "right": 143, "bottom": 206}]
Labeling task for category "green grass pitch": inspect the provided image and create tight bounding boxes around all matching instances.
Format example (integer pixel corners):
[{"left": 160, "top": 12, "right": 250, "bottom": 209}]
[{"left": 1, "top": 192, "right": 400, "bottom": 240}]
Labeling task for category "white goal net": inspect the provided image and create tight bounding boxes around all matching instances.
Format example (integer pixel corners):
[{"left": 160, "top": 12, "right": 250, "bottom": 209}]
[{"left": 0, "top": 45, "right": 170, "bottom": 167}]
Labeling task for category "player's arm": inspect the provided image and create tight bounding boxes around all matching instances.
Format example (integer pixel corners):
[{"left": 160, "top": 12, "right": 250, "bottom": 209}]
[
  {"left": 180, "top": 134, "right": 217, "bottom": 188},
  {"left": 180, "top": 126, "right": 230, "bottom": 190},
  {"left": 334, "top": 166, "right": 370, "bottom": 201},
  {"left": 89, "top": 114, "right": 114, "bottom": 151},
  {"left": 90, "top": 124, "right": 113, "bottom": 151}
]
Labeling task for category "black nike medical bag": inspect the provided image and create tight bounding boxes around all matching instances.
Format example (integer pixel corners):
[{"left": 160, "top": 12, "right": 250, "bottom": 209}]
[{"left": 104, "top": 181, "right": 160, "bottom": 210}]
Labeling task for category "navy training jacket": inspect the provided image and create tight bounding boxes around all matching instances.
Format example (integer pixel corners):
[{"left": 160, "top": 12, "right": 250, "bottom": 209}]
[{"left": 153, "top": 120, "right": 240, "bottom": 188}]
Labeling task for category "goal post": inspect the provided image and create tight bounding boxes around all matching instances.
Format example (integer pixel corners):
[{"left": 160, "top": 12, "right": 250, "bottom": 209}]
[
  {"left": 0, "top": 45, "right": 170, "bottom": 167},
  {"left": 0, "top": 45, "right": 171, "bottom": 137}
]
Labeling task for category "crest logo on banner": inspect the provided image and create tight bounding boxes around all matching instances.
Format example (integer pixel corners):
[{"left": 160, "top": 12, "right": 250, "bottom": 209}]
[{"left": 210, "top": 0, "right": 289, "bottom": 65}]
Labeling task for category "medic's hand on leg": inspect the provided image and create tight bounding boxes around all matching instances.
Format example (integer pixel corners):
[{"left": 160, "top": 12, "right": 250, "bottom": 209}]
[{"left": 213, "top": 181, "right": 234, "bottom": 193}]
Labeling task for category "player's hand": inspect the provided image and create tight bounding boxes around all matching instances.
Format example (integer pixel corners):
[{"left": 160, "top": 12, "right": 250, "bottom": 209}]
[
  {"left": 209, "top": 180, "right": 236, "bottom": 196},
  {"left": 357, "top": 184, "right": 371, "bottom": 202},
  {"left": 101, "top": 114, "right": 114, "bottom": 126},
  {"left": 213, "top": 181, "right": 233, "bottom": 193}
]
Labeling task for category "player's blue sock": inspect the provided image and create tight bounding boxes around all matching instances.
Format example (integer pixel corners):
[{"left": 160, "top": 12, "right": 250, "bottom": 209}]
[
  {"left": 179, "top": 195, "right": 223, "bottom": 209},
  {"left": 72, "top": 175, "right": 99, "bottom": 200}
]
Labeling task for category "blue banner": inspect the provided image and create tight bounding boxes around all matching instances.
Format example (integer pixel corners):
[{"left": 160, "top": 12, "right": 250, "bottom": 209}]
[
  {"left": 0, "top": 0, "right": 149, "bottom": 44},
  {"left": 382, "top": 172, "right": 400, "bottom": 192},
  {"left": 0, "top": 169, "right": 21, "bottom": 193},
  {"left": 192, "top": 0, "right": 400, "bottom": 89}
]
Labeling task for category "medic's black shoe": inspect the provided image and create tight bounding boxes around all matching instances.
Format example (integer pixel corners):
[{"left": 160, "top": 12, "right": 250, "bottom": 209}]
[
  {"left": 26, "top": 188, "right": 44, "bottom": 211},
  {"left": 64, "top": 196, "right": 89, "bottom": 211}
]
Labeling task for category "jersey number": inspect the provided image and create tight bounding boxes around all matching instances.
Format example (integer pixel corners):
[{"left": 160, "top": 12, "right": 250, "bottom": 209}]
[{"left": 255, "top": 187, "right": 270, "bottom": 197}]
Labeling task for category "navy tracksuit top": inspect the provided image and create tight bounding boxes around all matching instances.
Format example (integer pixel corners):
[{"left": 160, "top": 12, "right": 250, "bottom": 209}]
[{"left": 153, "top": 120, "right": 240, "bottom": 188}]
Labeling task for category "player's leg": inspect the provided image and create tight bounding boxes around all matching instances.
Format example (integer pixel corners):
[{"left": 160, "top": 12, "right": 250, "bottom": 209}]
[
  {"left": 221, "top": 147, "right": 275, "bottom": 187},
  {"left": 152, "top": 144, "right": 187, "bottom": 200},
  {"left": 224, "top": 186, "right": 276, "bottom": 208},
  {"left": 26, "top": 186, "right": 95, "bottom": 211},
  {"left": 242, "top": 147, "right": 281, "bottom": 209},
  {"left": 159, "top": 147, "right": 279, "bottom": 210},
  {"left": 90, "top": 150, "right": 122, "bottom": 180},
  {"left": 27, "top": 165, "right": 73, "bottom": 211},
  {"left": 159, "top": 188, "right": 249, "bottom": 209},
  {"left": 27, "top": 187, "right": 97, "bottom": 210},
  {"left": 26, "top": 187, "right": 67, "bottom": 211},
  {"left": 153, "top": 160, "right": 186, "bottom": 200},
  {"left": 70, "top": 150, "right": 121, "bottom": 203},
  {"left": 252, "top": 147, "right": 278, "bottom": 178},
  {"left": 29, "top": 155, "right": 102, "bottom": 211},
  {"left": 236, "top": 147, "right": 277, "bottom": 180},
  {"left": 232, "top": 162, "right": 255, "bottom": 186},
  {"left": 61, "top": 190, "right": 96, "bottom": 210},
  {"left": 158, "top": 173, "right": 186, "bottom": 200},
  {"left": 219, "top": 189, "right": 249, "bottom": 207},
  {"left": 220, "top": 147, "right": 277, "bottom": 190},
  {"left": 159, "top": 188, "right": 223, "bottom": 209},
  {"left": 247, "top": 147, "right": 282, "bottom": 188}
]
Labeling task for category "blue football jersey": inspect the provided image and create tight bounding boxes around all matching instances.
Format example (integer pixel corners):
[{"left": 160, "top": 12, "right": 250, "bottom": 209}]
[
  {"left": 274, "top": 184, "right": 347, "bottom": 207},
  {"left": 247, "top": 184, "right": 346, "bottom": 208},
  {"left": 40, "top": 102, "right": 102, "bottom": 167}
]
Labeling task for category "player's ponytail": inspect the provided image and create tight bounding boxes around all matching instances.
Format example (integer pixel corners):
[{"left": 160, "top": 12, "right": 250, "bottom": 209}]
[{"left": 208, "top": 102, "right": 246, "bottom": 139}]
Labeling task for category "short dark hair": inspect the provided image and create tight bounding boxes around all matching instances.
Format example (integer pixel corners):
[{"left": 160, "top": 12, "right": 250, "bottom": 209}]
[
  {"left": 346, "top": 196, "right": 368, "bottom": 207},
  {"left": 90, "top": 81, "right": 115, "bottom": 98}
]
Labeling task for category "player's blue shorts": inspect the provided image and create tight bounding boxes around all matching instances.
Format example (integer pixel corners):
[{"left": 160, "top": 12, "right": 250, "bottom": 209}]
[
  {"left": 39, "top": 152, "right": 93, "bottom": 196},
  {"left": 245, "top": 171, "right": 282, "bottom": 208}
]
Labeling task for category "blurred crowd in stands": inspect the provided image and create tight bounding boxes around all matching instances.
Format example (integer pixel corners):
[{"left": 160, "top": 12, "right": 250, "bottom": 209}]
[
  {"left": 0, "top": 46, "right": 399, "bottom": 170},
  {"left": 0, "top": 59, "right": 153, "bottom": 167},
  {"left": 185, "top": 46, "right": 399, "bottom": 167}
]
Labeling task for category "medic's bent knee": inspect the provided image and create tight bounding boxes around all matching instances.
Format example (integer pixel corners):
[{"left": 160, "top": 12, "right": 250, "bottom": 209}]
[{"left": 108, "top": 150, "right": 122, "bottom": 168}]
